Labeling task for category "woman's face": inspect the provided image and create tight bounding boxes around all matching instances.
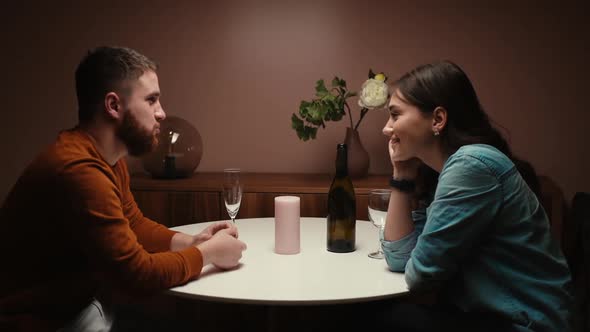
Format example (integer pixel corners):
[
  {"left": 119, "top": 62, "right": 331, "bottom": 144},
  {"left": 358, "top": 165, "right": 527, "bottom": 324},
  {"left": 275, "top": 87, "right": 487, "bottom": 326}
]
[{"left": 382, "top": 89, "right": 434, "bottom": 161}]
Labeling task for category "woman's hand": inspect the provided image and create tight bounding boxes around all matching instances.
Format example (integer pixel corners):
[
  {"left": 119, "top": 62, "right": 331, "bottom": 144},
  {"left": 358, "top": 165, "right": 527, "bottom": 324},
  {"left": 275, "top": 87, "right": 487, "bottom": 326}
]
[
  {"left": 387, "top": 138, "right": 422, "bottom": 180},
  {"left": 392, "top": 158, "right": 422, "bottom": 181}
]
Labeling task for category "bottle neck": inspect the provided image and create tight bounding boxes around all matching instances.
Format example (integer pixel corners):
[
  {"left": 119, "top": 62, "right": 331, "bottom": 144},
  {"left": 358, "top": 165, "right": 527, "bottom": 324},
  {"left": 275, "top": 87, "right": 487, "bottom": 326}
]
[{"left": 335, "top": 148, "right": 348, "bottom": 178}]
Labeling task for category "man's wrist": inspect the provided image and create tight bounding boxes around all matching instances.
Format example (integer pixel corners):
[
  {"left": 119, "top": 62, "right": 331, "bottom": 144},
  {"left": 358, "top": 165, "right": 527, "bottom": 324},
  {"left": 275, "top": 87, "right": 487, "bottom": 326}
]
[
  {"left": 196, "top": 242, "right": 212, "bottom": 267},
  {"left": 170, "top": 232, "right": 194, "bottom": 251}
]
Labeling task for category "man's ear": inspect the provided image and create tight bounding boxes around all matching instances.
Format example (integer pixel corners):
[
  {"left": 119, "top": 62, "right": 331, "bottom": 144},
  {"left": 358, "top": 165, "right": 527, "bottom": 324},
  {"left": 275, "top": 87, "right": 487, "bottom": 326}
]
[
  {"left": 104, "top": 92, "right": 122, "bottom": 120},
  {"left": 432, "top": 106, "right": 447, "bottom": 133}
]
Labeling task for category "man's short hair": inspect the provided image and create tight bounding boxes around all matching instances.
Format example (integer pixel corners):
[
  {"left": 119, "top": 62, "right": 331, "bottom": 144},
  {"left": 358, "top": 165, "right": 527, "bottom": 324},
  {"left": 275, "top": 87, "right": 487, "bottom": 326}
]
[{"left": 75, "top": 46, "right": 157, "bottom": 123}]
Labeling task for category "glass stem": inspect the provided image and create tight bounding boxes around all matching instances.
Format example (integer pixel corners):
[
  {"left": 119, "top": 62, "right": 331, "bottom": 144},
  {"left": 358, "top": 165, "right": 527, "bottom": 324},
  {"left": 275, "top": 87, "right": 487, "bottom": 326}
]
[{"left": 378, "top": 225, "right": 384, "bottom": 253}]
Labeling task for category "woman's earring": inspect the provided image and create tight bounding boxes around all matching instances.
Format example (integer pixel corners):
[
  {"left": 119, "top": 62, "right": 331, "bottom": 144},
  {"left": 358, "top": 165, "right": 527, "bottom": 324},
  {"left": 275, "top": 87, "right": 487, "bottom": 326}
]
[{"left": 433, "top": 130, "right": 440, "bottom": 136}]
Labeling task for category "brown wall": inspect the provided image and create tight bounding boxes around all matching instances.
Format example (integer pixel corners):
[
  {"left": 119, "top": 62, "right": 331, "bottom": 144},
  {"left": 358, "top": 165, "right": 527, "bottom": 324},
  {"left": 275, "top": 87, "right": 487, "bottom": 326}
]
[{"left": 1, "top": 1, "right": 588, "bottom": 203}]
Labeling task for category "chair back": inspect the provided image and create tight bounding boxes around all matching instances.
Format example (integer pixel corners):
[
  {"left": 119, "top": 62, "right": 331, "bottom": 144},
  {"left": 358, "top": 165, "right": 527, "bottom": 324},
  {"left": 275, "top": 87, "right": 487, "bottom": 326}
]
[
  {"left": 538, "top": 176, "right": 566, "bottom": 244},
  {"left": 570, "top": 192, "right": 590, "bottom": 332}
]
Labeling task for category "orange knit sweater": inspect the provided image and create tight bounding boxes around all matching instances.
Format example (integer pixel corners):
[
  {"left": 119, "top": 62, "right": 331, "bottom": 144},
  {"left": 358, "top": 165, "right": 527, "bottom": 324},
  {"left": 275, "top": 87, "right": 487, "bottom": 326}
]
[{"left": 0, "top": 128, "right": 203, "bottom": 331}]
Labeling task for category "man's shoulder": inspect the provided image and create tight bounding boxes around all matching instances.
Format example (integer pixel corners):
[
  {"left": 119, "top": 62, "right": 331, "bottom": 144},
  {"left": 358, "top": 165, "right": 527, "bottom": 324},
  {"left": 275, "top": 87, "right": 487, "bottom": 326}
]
[
  {"left": 30, "top": 128, "right": 118, "bottom": 180},
  {"left": 54, "top": 128, "right": 97, "bottom": 159},
  {"left": 37, "top": 129, "right": 96, "bottom": 168}
]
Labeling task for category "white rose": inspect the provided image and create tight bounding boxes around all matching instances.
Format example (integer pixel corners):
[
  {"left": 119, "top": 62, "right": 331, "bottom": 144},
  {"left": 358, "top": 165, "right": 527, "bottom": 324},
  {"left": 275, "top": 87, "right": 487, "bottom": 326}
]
[{"left": 358, "top": 79, "right": 389, "bottom": 109}]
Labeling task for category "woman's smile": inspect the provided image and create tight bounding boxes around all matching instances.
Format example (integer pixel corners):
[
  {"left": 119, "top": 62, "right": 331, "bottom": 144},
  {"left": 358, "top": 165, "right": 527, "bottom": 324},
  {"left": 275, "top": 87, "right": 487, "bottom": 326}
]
[{"left": 390, "top": 137, "right": 400, "bottom": 151}]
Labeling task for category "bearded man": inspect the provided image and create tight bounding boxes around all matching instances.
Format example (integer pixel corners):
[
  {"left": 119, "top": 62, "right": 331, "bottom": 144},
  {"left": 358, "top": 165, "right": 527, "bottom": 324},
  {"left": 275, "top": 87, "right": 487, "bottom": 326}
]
[{"left": 0, "top": 46, "right": 247, "bottom": 332}]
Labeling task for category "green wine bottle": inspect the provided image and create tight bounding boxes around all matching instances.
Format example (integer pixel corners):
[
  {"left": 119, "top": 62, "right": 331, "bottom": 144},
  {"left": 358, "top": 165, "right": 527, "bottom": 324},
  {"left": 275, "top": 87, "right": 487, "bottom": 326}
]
[{"left": 327, "top": 143, "right": 356, "bottom": 253}]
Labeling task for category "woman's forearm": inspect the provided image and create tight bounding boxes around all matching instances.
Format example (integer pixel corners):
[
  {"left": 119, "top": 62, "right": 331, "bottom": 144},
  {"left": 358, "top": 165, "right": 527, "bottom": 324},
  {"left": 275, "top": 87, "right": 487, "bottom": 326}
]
[{"left": 383, "top": 189, "right": 415, "bottom": 241}]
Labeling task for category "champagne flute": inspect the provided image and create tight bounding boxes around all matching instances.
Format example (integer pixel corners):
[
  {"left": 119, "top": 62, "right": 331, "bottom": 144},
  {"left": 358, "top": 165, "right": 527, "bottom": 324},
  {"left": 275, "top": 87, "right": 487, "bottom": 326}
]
[
  {"left": 368, "top": 189, "right": 391, "bottom": 259},
  {"left": 223, "top": 168, "right": 242, "bottom": 224}
]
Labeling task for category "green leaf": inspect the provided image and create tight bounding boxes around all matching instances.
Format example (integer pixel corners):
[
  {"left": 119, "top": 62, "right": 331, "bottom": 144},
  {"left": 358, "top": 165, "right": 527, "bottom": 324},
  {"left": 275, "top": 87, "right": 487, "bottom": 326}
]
[
  {"left": 327, "top": 100, "right": 344, "bottom": 121},
  {"left": 321, "top": 101, "right": 335, "bottom": 121},
  {"left": 322, "top": 92, "right": 336, "bottom": 103},
  {"left": 307, "top": 103, "right": 321, "bottom": 121},
  {"left": 296, "top": 125, "right": 318, "bottom": 141},
  {"left": 291, "top": 113, "right": 304, "bottom": 130},
  {"left": 292, "top": 114, "right": 309, "bottom": 140},
  {"left": 330, "top": 76, "right": 348, "bottom": 89},
  {"left": 304, "top": 126, "right": 317, "bottom": 140},
  {"left": 331, "top": 77, "right": 341, "bottom": 88},
  {"left": 315, "top": 79, "right": 328, "bottom": 97},
  {"left": 309, "top": 127, "right": 317, "bottom": 139},
  {"left": 337, "top": 97, "right": 345, "bottom": 111},
  {"left": 345, "top": 91, "right": 357, "bottom": 98},
  {"left": 368, "top": 69, "right": 375, "bottom": 79},
  {"left": 297, "top": 128, "right": 307, "bottom": 140},
  {"left": 299, "top": 101, "right": 311, "bottom": 118}
]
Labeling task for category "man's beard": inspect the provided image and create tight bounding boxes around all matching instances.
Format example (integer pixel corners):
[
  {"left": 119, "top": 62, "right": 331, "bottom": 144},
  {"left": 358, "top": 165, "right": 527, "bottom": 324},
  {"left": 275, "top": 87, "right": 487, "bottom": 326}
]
[{"left": 116, "top": 111, "right": 158, "bottom": 157}]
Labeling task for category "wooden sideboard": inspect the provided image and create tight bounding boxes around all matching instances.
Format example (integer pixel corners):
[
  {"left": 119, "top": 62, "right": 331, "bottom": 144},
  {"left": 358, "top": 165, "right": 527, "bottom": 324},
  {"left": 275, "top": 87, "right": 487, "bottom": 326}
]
[
  {"left": 130, "top": 173, "right": 565, "bottom": 242},
  {"left": 130, "top": 172, "right": 391, "bottom": 227}
]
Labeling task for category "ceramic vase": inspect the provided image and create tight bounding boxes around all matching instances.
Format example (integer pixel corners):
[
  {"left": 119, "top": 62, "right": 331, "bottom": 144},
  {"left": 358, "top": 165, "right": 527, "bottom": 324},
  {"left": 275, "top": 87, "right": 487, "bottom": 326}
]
[{"left": 344, "top": 127, "right": 369, "bottom": 178}]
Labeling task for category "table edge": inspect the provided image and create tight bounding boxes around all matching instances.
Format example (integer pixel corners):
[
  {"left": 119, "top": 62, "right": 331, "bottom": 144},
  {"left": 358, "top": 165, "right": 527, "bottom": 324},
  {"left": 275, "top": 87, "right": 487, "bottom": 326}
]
[{"left": 164, "top": 288, "right": 409, "bottom": 306}]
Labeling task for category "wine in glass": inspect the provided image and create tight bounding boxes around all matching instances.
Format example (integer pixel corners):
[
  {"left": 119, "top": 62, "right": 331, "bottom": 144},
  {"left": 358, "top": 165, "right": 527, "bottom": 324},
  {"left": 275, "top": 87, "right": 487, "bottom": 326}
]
[
  {"left": 223, "top": 168, "right": 242, "bottom": 224},
  {"left": 368, "top": 189, "right": 391, "bottom": 259}
]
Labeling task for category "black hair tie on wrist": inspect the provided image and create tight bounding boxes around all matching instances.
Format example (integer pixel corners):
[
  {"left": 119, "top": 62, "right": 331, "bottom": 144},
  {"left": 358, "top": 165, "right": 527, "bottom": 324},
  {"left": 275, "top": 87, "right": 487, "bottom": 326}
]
[{"left": 389, "top": 177, "right": 416, "bottom": 193}]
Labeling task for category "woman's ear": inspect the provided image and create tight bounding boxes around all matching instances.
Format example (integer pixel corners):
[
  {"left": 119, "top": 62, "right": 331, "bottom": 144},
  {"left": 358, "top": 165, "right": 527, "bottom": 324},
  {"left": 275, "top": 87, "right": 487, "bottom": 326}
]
[
  {"left": 432, "top": 106, "right": 447, "bottom": 134},
  {"left": 104, "top": 92, "right": 122, "bottom": 120}
]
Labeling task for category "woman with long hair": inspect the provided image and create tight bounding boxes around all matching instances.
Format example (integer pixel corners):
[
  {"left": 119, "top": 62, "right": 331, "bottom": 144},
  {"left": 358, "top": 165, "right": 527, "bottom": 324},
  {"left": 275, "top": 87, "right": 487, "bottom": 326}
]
[{"left": 380, "top": 60, "right": 573, "bottom": 331}]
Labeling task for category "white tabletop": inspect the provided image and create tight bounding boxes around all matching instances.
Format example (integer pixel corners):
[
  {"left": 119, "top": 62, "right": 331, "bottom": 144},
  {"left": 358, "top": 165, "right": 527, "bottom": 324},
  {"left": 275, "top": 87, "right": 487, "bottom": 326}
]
[{"left": 169, "top": 218, "right": 408, "bottom": 305}]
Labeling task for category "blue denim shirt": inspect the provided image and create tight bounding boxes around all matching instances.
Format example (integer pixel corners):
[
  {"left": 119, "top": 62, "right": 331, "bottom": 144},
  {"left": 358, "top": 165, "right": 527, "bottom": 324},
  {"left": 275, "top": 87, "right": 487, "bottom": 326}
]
[{"left": 382, "top": 144, "right": 573, "bottom": 332}]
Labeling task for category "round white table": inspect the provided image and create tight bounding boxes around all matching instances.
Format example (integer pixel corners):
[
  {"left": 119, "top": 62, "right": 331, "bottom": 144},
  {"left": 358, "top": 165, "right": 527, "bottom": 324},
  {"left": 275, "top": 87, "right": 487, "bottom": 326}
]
[{"left": 169, "top": 217, "right": 408, "bottom": 305}]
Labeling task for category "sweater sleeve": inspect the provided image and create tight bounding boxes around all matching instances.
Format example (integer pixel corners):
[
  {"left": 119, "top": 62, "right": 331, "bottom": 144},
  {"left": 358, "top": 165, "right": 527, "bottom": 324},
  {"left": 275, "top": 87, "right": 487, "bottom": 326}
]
[
  {"left": 60, "top": 160, "right": 203, "bottom": 293},
  {"left": 405, "top": 154, "right": 502, "bottom": 292},
  {"left": 116, "top": 160, "right": 178, "bottom": 253}
]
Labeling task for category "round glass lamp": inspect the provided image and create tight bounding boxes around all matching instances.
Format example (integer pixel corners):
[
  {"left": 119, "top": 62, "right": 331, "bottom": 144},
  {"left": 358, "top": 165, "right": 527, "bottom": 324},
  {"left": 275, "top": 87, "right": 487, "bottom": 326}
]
[{"left": 142, "top": 116, "right": 203, "bottom": 178}]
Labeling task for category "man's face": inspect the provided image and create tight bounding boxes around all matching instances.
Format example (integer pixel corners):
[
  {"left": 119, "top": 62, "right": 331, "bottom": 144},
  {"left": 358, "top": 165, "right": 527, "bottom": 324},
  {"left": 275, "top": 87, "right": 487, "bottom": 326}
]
[{"left": 116, "top": 70, "right": 166, "bottom": 156}]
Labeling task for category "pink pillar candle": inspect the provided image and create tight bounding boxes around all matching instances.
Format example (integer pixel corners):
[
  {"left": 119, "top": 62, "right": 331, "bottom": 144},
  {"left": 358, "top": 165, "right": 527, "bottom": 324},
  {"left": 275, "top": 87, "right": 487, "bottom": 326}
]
[{"left": 274, "top": 196, "right": 300, "bottom": 254}]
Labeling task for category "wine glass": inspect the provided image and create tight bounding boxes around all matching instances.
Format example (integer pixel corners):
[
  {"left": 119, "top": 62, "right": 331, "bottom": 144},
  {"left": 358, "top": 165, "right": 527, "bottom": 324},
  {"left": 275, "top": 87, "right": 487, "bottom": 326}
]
[
  {"left": 223, "top": 168, "right": 242, "bottom": 224},
  {"left": 368, "top": 189, "right": 391, "bottom": 259}
]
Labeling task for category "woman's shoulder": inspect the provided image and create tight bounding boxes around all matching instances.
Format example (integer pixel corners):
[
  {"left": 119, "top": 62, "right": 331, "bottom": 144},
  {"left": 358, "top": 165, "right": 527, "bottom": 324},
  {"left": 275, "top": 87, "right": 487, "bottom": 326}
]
[
  {"left": 444, "top": 144, "right": 515, "bottom": 179},
  {"left": 454, "top": 143, "right": 505, "bottom": 158}
]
